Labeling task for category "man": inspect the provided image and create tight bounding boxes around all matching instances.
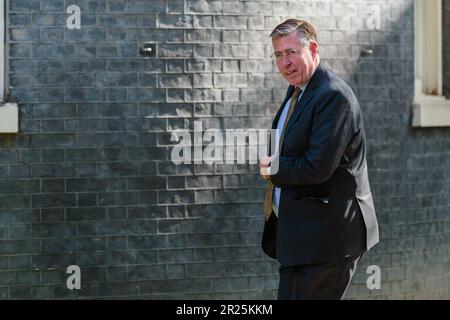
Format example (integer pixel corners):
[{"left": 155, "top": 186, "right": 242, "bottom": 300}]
[{"left": 260, "top": 19, "right": 379, "bottom": 300}]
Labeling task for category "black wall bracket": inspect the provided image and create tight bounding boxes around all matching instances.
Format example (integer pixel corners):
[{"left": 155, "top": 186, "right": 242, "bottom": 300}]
[{"left": 140, "top": 43, "right": 156, "bottom": 58}]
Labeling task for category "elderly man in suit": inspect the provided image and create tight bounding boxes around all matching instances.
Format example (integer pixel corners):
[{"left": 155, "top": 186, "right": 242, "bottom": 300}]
[{"left": 260, "top": 19, "right": 379, "bottom": 300}]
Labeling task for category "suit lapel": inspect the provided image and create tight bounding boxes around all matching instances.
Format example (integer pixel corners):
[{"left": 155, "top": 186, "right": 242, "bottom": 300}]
[{"left": 282, "top": 64, "right": 326, "bottom": 139}]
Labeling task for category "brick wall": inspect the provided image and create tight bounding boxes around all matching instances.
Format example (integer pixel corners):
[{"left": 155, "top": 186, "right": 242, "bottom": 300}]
[{"left": 0, "top": 0, "right": 449, "bottom": 299}]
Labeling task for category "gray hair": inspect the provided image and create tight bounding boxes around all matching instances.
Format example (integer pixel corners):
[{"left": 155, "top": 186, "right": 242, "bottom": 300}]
[{"left": 269, "top": 19, "right": 318, "bottom": 48}]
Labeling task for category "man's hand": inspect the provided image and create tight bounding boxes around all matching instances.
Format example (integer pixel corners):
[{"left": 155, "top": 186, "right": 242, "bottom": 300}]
[{"left": 260, "top": 155, "right": 276, "bottom": 181}]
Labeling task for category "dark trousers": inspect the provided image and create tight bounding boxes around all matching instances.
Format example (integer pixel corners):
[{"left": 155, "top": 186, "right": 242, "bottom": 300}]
[{"left": 277, "top": 254, "right": 363, "bottom": 300}]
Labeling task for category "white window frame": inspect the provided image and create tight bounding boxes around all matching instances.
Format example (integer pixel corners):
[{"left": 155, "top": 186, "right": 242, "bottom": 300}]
[
  {"left": 413, "top": 0, "right": 450, "bottom": 127},
  {"left": 0, "top": 0, "right": 18, "bottom": 133},
  {"left": 0, "top": 0, "right": 5, "bottom": 102}
]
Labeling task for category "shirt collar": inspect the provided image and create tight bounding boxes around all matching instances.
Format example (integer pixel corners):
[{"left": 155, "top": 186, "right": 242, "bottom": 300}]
[{"left": 297, "top": 82, "right": 308, "bottom": 92}]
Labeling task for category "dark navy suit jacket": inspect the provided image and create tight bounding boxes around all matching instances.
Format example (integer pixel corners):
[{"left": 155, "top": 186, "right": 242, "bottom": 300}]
[{"left": 262, "top": 64, "right": 379, "bottom": 267}]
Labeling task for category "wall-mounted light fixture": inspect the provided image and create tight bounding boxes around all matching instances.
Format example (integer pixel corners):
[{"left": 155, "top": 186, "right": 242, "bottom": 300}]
[
  {"left": 140, "top": 43, "right": 156, "bottom": 58},
  {"left": 360, "top": 49, "right": 374, "bottom": 58}
]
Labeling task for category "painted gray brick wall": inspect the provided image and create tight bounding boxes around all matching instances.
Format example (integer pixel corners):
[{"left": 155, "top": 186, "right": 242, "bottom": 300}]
[{"left": 1, "top": 0, "right": 449, "bottom": 299}]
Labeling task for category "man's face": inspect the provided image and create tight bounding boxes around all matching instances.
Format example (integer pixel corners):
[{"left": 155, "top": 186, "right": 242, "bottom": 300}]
[{"left": 272, "top": 32, "right": 318, "bottom": 87}]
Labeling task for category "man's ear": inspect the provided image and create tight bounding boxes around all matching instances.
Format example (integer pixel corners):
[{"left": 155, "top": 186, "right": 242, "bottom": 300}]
[{"left": 310, "top": 41, "right": 319, "bottom": 58}]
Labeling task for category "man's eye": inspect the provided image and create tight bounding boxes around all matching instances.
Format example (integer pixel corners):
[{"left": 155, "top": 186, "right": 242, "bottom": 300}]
[
  {"left": 274, "top": 53, "right": 282, "bottom": 59},
  {"left": 287, "top": 49, "right": 296, "bottom": 57}
]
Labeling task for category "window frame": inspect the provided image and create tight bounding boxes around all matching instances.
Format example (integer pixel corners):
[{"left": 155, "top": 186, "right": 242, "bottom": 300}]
[
  {"left": 413, "top": 0, "right": 450, "bottom": 127},
  {"left": 0, "top": 0, "right": 5, "bottom": 102},
  {"left": 415, "top": 0, "right": 442, "bottom": 97},
  {"left": 0, "top": 1, "right": 18, "bottom": 134}
]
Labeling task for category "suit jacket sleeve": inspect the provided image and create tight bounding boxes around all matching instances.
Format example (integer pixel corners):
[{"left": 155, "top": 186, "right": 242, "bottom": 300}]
[{"left": 270, "top": 91, "right": 354, "bottom": 187}]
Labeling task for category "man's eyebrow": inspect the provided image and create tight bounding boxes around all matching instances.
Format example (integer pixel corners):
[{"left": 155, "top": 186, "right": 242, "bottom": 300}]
[{"left": 273, "top": 48, "right": 295, "bottom": 53}]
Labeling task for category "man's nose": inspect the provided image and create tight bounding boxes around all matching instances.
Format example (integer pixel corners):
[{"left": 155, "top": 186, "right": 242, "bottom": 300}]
[{"left": 282, "top": 55, "right": 291, "bottom": 66}]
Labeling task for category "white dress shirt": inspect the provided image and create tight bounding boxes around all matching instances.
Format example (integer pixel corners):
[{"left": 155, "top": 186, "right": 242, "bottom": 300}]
[{"left": 273, "top": 84, "right": 308, "bottom": 216}]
